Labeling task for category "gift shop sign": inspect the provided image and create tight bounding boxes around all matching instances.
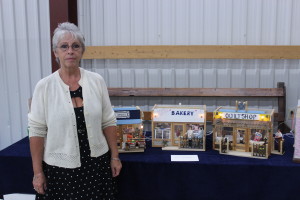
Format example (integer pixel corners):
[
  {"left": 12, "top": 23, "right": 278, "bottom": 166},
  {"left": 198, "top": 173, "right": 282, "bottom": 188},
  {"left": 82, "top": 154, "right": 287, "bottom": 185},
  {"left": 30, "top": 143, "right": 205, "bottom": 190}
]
[
  {"left": 222, "top": 112, "right": 258, "bottom": 120},
  {"left": 218, "top": 112, "right": 270, "bottom": 121},
  {"left": 153, "top": 108, "right": 205, "bottom": 122}
]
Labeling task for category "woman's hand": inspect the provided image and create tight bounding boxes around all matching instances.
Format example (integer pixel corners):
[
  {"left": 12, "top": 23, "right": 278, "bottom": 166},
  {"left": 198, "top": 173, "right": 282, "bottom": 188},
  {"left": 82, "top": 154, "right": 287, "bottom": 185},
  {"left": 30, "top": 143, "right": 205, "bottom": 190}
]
[
  {"left": 111, "top": 158, "right": 122, "bottom": 177},
  {"left": 33, "top": 172, "right": 47, "bottom": 194}
]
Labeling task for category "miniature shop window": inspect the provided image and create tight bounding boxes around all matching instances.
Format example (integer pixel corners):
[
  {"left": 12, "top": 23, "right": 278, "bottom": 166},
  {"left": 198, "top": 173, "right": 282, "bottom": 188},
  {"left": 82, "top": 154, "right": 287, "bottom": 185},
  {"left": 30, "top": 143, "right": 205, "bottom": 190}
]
[
  {"left": 162, "top": 128, "right": 171, "bottom": 139},
  {"left": 222, "top": 127, "right": 233, "bottom": 141},
  {"left": 154, "top": 123, "right": 171, "bottom": 139},
  {"left": 236, "top": 130, "right": 246, "bottom": 144},
  {"left": 185, "top": 124, "right": 204, "bottom": 139},
  {"left": 251, "top": 129, "right": 265, "bottom": 142}
]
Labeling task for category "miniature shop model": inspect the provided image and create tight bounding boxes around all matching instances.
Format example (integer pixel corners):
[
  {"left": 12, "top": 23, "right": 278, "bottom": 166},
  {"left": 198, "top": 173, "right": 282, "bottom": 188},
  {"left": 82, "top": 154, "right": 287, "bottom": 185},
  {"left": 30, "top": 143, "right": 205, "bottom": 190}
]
[
  {"left": 113, "top": 106, "right": 145, "bottom": 153},
  {"left": 271, "top": 128, "right": 285, "bottom": 155},
  {"left": 151, "top": 104, "right": 206, "bottom": 151},
  {"left": 213, "top": 101, "right": 279, "bottom": 159},
  {"left": 293, "top": 100, "right": 300, "bottom": 162}
]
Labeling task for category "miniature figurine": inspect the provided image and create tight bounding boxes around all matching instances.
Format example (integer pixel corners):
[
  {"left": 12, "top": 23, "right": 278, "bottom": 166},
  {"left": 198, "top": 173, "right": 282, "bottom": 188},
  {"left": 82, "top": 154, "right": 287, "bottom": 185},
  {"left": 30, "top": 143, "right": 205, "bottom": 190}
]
[
  {"left": 186, "top": 126, "right": 194, "bottom": 139},
  {"left": 274, "top": 128, "right": 283, "bottom": 152}
]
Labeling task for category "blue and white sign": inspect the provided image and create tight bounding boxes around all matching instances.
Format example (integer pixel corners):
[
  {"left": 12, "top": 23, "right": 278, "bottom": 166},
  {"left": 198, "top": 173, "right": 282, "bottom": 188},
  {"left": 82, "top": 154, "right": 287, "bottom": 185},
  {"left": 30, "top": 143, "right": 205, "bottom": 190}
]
[{"left": 115, "top": 111, "right": 130, "bottom": 119}]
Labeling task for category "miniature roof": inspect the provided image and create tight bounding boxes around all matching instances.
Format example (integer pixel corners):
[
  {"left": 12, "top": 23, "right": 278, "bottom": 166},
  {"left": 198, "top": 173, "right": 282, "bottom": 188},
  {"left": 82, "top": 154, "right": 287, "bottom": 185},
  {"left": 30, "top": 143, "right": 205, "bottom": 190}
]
[
  {"left": 219, "top": 109, "right": 266, "bottom": 114},
  {"left": 116, "top": 119, "right": 142, "bottom": 125},
  {"left": 152, "top": 104, "right": 206, "bottom": 110},
  {"left": 113, "top": 106, "right": 141, "bottom": 111},
  {"left": 216, "top": 106, "right": 274, "bottom": 115}
]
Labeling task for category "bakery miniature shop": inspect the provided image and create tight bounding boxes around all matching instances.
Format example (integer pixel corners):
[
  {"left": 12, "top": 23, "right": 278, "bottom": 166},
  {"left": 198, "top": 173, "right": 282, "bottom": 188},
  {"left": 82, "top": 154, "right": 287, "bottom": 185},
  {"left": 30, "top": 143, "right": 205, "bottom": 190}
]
[
  {"left": 151, "top": 104, "right": 206, "bottom": 151},
  {"left": 212, "top": 101, "right": 280, "bottom": 159},
  {"left": 113, "top": 106, "right": 145, "bottom": 153}
]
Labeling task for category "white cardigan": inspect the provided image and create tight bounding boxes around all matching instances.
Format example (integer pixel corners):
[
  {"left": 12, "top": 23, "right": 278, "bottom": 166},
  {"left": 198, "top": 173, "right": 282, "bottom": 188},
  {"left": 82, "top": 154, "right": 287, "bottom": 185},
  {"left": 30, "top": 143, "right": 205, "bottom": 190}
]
[{"left": 28, "top": 68, "right": 116, "bottom": 168}]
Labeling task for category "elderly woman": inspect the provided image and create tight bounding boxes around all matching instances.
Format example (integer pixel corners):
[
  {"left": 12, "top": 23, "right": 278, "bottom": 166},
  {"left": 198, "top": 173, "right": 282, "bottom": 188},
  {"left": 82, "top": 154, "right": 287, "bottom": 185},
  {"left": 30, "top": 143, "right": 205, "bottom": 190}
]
[{"left": 28, "top": 22, "right": 122, "bottom": 199}]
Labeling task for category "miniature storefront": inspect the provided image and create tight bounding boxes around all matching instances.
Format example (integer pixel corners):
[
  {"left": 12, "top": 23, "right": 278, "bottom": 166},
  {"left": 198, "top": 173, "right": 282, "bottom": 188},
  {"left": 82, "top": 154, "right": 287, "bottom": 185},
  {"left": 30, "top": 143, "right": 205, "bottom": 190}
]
[
  {"left": 113, "top": 106, "right": 145, "bottom": 153},
  {"left": 152, "top": 104, "right": 206, "bottom": 151},
  {"left": 213, "top": 101, "right": 277, "bottom": 159},
  {"left": 293, "top": 100, "right": 300, "bottom": 162}
]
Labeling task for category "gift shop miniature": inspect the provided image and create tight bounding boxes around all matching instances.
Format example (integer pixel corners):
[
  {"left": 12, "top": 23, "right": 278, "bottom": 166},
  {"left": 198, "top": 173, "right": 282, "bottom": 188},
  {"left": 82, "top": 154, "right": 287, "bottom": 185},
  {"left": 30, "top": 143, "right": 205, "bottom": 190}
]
[
  {"left": 113, "top": 106, "right": 146, "bottom": 153},
  {"left": 212, "top": 101, "right": 280, "bottom": 159},
  {"left": 151, "top": 104, "right": 206, "bottom": 151}
]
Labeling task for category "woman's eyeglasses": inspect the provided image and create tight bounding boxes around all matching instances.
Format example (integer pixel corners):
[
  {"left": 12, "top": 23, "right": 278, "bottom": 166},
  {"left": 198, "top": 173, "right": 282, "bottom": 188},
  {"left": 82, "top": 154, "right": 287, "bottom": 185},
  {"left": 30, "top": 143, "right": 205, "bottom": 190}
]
[{"left": 58, "top": 44, "right": 81, "bottom": 52}]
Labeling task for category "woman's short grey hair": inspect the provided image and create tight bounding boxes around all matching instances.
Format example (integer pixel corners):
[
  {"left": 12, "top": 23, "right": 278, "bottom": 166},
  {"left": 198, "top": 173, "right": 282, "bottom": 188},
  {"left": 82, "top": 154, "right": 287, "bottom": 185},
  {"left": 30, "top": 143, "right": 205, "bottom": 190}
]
[{"left": 52, "top": 22, "right": 85, "bottom": 53}]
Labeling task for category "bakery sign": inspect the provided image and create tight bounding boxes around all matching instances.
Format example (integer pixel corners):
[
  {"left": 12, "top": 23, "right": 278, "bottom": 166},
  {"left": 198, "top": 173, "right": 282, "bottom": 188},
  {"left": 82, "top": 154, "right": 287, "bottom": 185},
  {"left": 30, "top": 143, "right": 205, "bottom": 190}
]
[{"left": 153, "top": 108, "right": 205, "bottom": 123}]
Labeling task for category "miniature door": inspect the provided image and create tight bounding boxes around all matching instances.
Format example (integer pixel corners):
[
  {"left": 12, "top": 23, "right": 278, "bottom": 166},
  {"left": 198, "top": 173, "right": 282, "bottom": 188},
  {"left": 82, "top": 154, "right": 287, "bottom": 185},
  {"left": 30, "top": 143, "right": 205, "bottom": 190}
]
[
  {"left": 172, "top": 123, "right": 185, "bottom": 146},
  {"left": 222, "top": 127, "right": 233, "bottom": 150},
  {"left": 234, "top": 128, "right": 247, "bottom": 151}
]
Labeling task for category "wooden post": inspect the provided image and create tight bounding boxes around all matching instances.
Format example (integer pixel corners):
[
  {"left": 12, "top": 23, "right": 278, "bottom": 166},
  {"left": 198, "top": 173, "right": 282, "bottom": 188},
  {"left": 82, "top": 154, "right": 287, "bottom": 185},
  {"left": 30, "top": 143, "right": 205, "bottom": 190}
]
[
  {"left": 277, "top": 82, "right": 286, "bottom": 125},
  {"left": 49, "top": 0, "right": 78, "bottom": 72}
]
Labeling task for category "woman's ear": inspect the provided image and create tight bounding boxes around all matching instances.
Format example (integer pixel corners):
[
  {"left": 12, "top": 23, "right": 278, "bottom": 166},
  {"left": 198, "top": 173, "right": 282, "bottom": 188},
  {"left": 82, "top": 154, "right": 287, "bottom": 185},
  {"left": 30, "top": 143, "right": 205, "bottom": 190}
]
[{"left": 53, "top": 50, "right": 58, "bottom": 57}]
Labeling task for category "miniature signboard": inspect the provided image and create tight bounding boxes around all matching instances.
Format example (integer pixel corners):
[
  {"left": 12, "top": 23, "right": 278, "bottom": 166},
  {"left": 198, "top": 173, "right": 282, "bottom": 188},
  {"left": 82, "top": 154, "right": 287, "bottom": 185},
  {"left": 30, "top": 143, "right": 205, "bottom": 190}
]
[
  {"left": 153, "top": 108, "right": 205, "bottom": 123},
  {"left": 171, "top": 155, "right": 199, "bottom": 162}
]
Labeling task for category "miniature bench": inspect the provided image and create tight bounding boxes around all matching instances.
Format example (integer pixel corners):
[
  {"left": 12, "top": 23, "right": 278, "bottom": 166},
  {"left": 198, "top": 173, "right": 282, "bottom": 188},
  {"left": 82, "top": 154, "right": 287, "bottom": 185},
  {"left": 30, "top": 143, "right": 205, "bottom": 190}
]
[{"left": 108, "top": 82, "right": 286, "bottom": 125}]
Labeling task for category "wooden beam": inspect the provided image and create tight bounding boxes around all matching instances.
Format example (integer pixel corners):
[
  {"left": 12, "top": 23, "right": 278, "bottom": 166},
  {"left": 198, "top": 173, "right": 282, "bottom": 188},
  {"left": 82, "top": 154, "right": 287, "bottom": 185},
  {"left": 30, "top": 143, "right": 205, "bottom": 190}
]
[
  {"left": 108, "top": 88, "right": 284, "bottom": 97},
  {"left": 109, "top": 82, "right": 286, "bottom": 124},
  {"left": 82, "top": 45, "right": 300, "bottom": 60}
]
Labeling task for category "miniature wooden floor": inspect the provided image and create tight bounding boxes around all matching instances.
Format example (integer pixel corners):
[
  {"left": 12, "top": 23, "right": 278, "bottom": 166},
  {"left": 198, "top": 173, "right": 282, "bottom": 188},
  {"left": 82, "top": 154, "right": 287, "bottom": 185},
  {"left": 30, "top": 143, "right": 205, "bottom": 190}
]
[
  {"left": 162, "top": 146, "right": 205, "bottom": 151},
  {"left": 119, "top": 148, "right": 145, "bottom": 153},
  {"left": 222, "top": 150, "right": 267, "bottom": 159}
]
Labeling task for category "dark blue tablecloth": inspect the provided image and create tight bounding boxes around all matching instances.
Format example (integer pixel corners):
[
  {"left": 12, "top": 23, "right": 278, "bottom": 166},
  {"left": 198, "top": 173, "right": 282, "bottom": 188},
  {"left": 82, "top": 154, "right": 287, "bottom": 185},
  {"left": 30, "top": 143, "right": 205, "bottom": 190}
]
[{"left": 0, "top": 135, "right": 299, "bottom": 200}]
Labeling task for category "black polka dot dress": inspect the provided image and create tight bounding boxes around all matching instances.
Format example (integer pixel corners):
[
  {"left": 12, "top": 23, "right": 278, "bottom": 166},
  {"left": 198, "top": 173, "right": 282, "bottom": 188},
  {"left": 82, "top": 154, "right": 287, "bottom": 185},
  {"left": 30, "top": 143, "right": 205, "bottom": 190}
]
[{"left": 36, "top": 86, "right": 117, "bottom": 200}]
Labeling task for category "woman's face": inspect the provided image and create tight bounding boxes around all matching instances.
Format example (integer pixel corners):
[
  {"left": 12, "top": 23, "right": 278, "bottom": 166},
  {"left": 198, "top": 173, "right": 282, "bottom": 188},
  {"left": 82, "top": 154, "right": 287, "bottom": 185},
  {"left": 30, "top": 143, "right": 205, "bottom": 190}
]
[{"left": 54, "top": 33, "right": 83, "bottom": 69}]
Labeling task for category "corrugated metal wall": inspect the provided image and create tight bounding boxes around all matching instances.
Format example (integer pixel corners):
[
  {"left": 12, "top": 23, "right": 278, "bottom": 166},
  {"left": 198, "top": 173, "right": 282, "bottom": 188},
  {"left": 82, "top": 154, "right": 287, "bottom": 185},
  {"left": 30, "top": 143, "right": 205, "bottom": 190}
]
[
  {"left": 1, "top": 0, "right": 300, "bottom": 150},
  {"left": 77, "top": 0, "right": 300, "bottom": 124},
  {"left": 0, "top": 0, "right": 51, "bottom": 150}
]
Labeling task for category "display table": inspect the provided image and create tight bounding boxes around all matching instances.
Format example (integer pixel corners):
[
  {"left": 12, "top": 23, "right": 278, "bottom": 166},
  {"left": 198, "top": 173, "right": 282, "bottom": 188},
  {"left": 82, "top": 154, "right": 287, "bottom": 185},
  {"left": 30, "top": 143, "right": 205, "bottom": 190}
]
[{"left": 1, "top": 135, "right": 299, "bottom": 200}]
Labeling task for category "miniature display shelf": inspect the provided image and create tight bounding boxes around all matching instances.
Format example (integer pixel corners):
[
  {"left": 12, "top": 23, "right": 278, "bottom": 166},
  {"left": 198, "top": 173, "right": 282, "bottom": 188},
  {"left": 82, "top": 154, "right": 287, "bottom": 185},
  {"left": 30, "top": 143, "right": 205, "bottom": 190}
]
[{"left": 107, "top": 82, "right": 286, "bottom": 125}]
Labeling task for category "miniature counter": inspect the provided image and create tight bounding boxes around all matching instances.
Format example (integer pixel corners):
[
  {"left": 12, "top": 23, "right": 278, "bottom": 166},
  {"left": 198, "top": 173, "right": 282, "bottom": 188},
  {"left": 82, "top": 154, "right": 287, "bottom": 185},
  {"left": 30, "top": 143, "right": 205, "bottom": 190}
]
[{"left": 1, "top": 134, "right": 299, "bottom": 200}]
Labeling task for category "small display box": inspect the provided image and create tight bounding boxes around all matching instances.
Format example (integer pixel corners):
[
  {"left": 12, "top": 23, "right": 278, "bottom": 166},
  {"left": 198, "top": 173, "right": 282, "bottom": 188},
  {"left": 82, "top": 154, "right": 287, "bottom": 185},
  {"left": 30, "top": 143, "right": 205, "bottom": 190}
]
[
  {"left": 151, "top": 104, "right": 206, "bottom": 151},
  {"left": 113, "top": 106, "right": 145, "bottom": 153},
  {"left": 213, "top": 101, "right": 276, "bottom": 159}
]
